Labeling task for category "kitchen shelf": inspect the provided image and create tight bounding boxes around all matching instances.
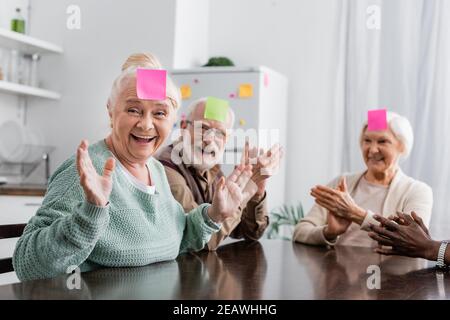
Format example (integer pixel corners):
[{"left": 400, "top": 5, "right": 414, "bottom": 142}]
[
  {"left": 0, "top": 28, "right": 63, "bottom": 55},
  {"left": 0, "top": 81, "right": 60, "bottom": 100}
]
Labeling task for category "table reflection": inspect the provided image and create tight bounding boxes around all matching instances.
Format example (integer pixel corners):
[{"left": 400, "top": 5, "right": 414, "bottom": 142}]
[
  {"left": 10, "top": 240, "right": 267, "bottom": 300},
  {"left": 291, "top": 244, "right": 449, "bottom": 299}
]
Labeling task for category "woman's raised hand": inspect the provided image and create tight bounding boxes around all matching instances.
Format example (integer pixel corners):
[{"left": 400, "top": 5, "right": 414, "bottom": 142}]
[{"left": 76, "top": 140, "right": 115, "bottom": 207}]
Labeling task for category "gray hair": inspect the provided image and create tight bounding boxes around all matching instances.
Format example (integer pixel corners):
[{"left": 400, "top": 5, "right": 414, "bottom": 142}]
[
  {"left": 185, "top": 97, "right": 235, "bottom": 128},
  {"left": 107, "top": 53, "right": 181, "bottom": 110},
  {"left": 360, "top": 111, "right": 414, "bottom": 160}
]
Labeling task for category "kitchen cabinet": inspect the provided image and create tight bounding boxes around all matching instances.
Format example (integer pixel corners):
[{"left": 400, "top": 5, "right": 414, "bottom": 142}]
[{"left": 0, "top": 193, "right": 43, "bottom": 285}]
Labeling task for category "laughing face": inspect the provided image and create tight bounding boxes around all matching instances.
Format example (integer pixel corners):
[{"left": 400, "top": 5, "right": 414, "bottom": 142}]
[
  {"left": 361, "top": 127, "right": 404, "bottom": 176},
  {"left": 108, "top": 78, "right": 176, "bottom": 164},
  {"left": 182, "top": 101, "right": 232, "bottom": 171}
]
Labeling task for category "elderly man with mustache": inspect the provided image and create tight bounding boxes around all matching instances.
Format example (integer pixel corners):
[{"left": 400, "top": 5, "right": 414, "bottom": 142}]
[{"left": 158, "top": 98, "right": 282, "bottom": 250}]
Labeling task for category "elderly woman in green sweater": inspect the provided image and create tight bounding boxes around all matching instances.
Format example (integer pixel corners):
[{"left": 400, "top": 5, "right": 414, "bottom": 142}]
[{"left": 12, "top": 53, "right": 253, "bottom": 281}]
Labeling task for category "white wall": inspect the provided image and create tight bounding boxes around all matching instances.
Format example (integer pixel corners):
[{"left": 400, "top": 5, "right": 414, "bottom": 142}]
[
  {"left": 0, "top": 0, "right": 29, "bottom": 126},
  {"left": 209, "top": 0, "right": 345, "bottom": 211},
  {"left": 173, "top": 0, "right": 209, "bottom": 68},
  {"left": 0, "top": 95, "right": 20, "bottom": 123},
  {"left": 22, "top": 0, "right": 177, "bottom": 173}
]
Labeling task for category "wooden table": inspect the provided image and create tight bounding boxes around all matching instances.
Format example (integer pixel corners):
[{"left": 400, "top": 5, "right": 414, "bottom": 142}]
[{"left": 0, "top": 239, "right": 449, "bottom": 300}]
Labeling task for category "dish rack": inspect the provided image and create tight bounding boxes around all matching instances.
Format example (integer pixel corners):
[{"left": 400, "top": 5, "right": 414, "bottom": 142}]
[{"left": 0, "top": 144, "right": 54, "bottom": 182}]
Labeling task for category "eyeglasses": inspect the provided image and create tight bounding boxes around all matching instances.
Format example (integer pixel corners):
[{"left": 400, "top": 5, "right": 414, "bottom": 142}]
[{"left": 185, "top": 120, "right": 227, "bottom": 141}]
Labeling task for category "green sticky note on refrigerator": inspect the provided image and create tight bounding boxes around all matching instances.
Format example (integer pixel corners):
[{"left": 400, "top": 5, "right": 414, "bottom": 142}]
[{"left": 204, "top": 97, "right": 229, "bottom": 122}]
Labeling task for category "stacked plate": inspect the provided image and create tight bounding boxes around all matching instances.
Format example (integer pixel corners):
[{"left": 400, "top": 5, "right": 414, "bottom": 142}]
[{"left": 0, "top": 120, "right": 45, "bottom": 163}]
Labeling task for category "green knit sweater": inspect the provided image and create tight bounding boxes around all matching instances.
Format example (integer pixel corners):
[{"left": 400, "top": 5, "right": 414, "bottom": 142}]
[{"left": 13, "top": 140, "right": 220, "bottom": 281}]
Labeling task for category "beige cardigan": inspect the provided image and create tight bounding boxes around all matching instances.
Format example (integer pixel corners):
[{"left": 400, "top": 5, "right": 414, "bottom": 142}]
[{"left": 293, "top": 169, "right": 433, "bottom": 247}]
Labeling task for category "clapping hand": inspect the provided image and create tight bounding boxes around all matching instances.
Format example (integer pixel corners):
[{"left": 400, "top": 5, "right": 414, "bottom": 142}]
[
  {"left": 311, "top": 177, "right": 366, "bottom": 224},
  {"left": 208, "top": 164, "right": 253, "bottom": 223},
  {"left": 240, "top": 139, "right": 283, "bottom": 206}
]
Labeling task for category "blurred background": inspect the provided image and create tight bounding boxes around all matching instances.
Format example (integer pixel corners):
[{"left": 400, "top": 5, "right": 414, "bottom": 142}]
[{"left": 0, "top": 0, "right": 449, "bottom": 249}]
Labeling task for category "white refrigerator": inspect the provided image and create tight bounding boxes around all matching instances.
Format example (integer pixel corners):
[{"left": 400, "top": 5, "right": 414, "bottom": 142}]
[{"left": 169, "top": 66, "right": 288, "bottom": 210}]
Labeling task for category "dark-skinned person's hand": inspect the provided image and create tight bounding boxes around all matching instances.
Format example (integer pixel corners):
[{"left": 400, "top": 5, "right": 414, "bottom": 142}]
[
  {"left": 368, "top": 212, "right": 440, "bottom": 261},
  {"left": 387, "top": 211, "right": 430, "bottom": 236}
]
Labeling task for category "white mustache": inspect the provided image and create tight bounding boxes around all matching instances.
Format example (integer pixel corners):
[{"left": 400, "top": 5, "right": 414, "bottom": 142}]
[{"left": 196, "top": 144, "right": 219, "bottom": 155}]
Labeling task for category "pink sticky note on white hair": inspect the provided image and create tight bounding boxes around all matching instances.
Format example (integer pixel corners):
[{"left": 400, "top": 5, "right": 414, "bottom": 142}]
[
  {"left": 367, "top": 109, "right": 387, "bottom": 131},
  {"left": 136, "top": 68, "right": 167, "bottom": 100}
]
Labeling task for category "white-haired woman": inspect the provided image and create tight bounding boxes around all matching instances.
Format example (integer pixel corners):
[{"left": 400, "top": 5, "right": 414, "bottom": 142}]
[
  {"left": 12, "top": 53, "right": 253, "bottom": 281},
  {"left": 293, "top": 112, "right": 433, "bottom": 247}
]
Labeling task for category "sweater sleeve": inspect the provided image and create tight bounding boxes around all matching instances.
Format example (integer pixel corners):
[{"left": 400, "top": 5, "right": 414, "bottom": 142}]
[
  {"left": 402, "top": 181, "right": 433, "bottom": 227},
  {"left": 179, "top": 203, "right": 221, "bottom": 254},
  {"left": 229, "top": 192, "right": 269, "bottom": 241},
  {"left": 359, "top": 180, "right": 433, "bottom": 231},
  {"left": 12, "top": 170, "right": 110, "bottom": 281}
]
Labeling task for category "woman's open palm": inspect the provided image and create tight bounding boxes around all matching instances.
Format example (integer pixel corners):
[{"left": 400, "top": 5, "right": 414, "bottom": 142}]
[{"left": 76, "top": 140, "right": 115, "bottom": 207}]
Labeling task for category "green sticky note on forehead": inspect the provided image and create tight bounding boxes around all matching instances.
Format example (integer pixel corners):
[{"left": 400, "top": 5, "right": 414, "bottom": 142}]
[{"left": 204, "top": 97, "right": 229, "bottom": 122}]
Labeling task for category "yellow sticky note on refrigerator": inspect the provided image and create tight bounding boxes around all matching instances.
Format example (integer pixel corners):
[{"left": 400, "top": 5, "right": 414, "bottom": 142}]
[
  {"left": 239, "top": 84, "right": 253, "bottom": 98},
  {"left": 204, "top": 97, "right": 229, "bottom": 122},
  {"left": 180, "top": 84, "right": 191, "bottom": 100}
]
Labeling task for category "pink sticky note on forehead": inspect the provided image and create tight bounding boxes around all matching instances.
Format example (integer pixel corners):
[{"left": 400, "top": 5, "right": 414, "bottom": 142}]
[
  {"left": 367, "top": 109, "right": 387, "bottom": 131},
  {"left": 136, "top": 68, "right": 167, "bottom": 100}
]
